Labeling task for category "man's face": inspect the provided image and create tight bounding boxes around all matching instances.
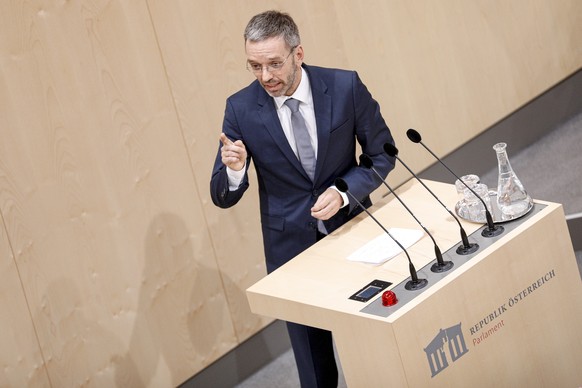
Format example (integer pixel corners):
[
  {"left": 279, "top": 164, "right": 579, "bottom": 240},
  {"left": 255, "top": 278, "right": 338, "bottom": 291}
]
[{"left": 245, "top": 36, "right": 303, "bottom": 97}]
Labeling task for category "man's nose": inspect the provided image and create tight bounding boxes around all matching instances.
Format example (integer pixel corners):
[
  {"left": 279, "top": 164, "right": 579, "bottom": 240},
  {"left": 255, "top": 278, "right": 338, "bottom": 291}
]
[{"left": 261, "top": 67, "right": 273, "bottom": 82}]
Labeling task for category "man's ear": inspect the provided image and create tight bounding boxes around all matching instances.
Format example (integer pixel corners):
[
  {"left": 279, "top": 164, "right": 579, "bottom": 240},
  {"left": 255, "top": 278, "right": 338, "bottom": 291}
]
[{"left": 295, "top": 45, "right": 305, "bottom": 64}]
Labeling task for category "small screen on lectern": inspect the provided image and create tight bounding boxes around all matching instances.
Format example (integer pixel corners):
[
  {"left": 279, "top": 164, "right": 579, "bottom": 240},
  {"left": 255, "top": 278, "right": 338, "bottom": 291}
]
[
  {"left": 357, "top": 285, "right": 381, "bottom": 299},
  {"left": 349, "top": 279, "right": 392, "bottom": 302}
]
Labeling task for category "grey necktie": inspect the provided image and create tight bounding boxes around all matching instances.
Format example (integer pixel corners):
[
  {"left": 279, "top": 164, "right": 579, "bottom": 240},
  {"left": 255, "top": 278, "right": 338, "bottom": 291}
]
[{"left": 284, "top": 98, "right": 316, "bottom": 180}]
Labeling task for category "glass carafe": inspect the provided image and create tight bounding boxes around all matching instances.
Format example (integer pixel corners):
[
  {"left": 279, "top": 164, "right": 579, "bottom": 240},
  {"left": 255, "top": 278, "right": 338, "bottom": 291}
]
[{"left": 493, "top": 142, "right": 532, "bottom": 220}]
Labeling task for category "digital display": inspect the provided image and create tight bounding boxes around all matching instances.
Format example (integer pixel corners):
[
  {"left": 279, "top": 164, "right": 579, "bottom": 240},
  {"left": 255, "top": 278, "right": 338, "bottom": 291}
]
[
  {"left": 357, "top": 285, "right": 382, "bottom": 299},
  {"left": 349, "top": 279, "right": 392, "bottom": 302}
]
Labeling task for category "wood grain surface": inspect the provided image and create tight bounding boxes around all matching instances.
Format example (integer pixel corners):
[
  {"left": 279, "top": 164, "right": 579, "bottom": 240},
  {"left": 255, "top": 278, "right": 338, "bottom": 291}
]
[{"left": 0, "top": 0, "right": 580, "bottom": 385}]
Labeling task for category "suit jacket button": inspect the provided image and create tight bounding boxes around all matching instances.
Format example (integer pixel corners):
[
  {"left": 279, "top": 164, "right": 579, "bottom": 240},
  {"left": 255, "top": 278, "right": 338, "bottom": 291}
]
[{"left": 312, "top": 190, "right": 318, "bottom": 197}]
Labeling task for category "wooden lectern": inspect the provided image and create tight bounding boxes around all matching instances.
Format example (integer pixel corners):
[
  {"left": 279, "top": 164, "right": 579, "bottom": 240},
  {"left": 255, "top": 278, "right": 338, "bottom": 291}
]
[{"left": 247, "top": 180, "right": 582, "bottom": 387}]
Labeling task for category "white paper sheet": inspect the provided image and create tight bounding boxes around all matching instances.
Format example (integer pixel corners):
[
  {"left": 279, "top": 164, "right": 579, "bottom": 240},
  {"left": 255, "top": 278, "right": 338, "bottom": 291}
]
[{"left": 346, "top": 228, "right": 424, "bottom": 265}]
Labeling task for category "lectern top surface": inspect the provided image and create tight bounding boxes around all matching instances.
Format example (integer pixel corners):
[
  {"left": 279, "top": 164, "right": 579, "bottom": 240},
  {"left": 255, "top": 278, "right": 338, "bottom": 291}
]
[{"left": 246, "top": 180, "right": 560, "bottom": 324}]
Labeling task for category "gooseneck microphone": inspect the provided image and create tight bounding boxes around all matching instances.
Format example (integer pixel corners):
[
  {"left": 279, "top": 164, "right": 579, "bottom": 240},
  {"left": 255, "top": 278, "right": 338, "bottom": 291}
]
[
  {"left": 382, "top": 143, "right": 479, "bottom": 255},
  {"left": 406, "top": 128, "right": 504, "bottom": 238},
  {"left": 358, "top": 155, "right": 453, "bottom": 273},
  {"left": 334, "top": 178, "right": 428, "bottom": 291}
]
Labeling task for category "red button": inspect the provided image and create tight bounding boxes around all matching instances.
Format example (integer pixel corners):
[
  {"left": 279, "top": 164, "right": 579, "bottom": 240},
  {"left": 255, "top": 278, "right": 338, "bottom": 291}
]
[{"left": 382, "top": 290, "right": 398, "bottom": 306}]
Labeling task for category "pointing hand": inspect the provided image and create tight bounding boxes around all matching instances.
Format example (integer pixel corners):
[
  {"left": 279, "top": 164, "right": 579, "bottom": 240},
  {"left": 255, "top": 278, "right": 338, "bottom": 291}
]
[{"left": 220, "top": 133, "right": 247, "bottom": 171}]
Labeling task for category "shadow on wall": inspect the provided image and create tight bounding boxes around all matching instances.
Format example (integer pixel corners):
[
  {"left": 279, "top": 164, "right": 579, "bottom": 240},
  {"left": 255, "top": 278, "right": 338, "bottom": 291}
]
[
  {"left": 35, "top": 278, "right": 134, "bottom": 386},
  {"left": 115, "top": 213, "right": 234, "bottom": 387}
]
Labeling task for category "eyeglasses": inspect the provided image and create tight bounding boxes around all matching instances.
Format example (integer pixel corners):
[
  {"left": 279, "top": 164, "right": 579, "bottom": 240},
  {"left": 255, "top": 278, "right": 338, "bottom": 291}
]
[{"left": 246, "top": 47, "right": 296, "bottom": 75}]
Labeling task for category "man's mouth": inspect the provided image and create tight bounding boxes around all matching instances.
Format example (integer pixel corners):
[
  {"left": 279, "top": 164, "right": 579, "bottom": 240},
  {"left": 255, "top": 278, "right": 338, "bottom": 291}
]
[{"left": 264, "top": 82, "right": 280, "bottom": 90}]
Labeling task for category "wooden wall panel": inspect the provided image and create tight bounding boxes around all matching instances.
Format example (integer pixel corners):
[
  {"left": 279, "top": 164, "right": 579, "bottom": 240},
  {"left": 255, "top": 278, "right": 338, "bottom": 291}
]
[
  {"left": 326, "top": 0, "right": 582, "bottom": 186},
  {"left": 0, "top": 223, "right": 50, "bottom": 387},
  {"left": 0, "top": 0, "right": 236, "bottom": 386}
]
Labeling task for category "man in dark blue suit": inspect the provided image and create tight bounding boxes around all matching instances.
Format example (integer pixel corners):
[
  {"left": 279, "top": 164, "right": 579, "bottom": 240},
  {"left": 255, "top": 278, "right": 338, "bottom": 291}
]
[{"left": 210, "top": 10, "right": 395, "bottom": 387}]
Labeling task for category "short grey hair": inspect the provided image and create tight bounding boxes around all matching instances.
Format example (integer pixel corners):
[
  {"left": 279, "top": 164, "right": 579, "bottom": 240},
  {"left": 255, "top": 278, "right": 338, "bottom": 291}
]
[{"left": 244, "top": 10, "right": 301, "bottom": 48}]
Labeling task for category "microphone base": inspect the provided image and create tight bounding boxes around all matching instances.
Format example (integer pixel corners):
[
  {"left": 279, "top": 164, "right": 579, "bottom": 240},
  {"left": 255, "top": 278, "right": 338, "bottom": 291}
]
[
  {"left": 481, "top": 224, "right": 505, "bottom": 238},
  {"left": 431, "top": 260, "right": 454, "bottom": 273},
  {"left": 405, "top": 278, "right": 428, "bottom": 291},
  {"left": 456, "top": 243, "right": 479, "bottom": 255}
]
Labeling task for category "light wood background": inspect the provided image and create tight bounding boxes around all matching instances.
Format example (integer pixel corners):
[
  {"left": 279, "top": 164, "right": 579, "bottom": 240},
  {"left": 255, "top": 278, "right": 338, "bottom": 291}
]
[{"left": 0, "top": 0, "right": 580, "bottom": 386}]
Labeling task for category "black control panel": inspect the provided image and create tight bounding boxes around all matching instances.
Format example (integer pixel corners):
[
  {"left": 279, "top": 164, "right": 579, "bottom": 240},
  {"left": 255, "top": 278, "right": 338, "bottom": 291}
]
[{"left": 349, "top": 279, "right": 392, "bottom": 302}]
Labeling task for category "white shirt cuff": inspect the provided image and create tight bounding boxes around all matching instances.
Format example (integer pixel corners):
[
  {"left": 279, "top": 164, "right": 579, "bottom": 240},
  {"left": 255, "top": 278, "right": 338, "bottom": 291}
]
[
  {"left": 330, "top": 186, "right": 349, "bottom": 208},
  {"left": 226, "top": 164, "right": 245, "bottom": 191}
]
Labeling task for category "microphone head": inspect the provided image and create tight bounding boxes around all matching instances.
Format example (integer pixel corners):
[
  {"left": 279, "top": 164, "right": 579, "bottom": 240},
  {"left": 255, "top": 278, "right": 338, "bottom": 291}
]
[
  {"left": 334, "top": 178, "right": 349, "bottom": 193},
  {"left": 359, "top": 154, "right": 374, "bottom": 169},
  {"left": 406, "top": 128, "right": 422, "bottom": 143},
  {"left": 383, "top": 143, "right": 399, "bottom": 157}
]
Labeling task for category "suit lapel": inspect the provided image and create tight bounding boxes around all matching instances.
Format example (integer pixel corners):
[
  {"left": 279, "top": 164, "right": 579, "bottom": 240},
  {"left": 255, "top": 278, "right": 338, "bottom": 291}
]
[{"left": 306, "top": 66, "right": 332, "bottom": 184}]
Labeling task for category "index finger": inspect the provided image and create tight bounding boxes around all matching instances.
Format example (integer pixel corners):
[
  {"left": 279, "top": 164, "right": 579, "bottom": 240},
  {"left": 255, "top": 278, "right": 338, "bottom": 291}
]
[{"left": 220, "top": 133, "right": 234, "bottom": 146}]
